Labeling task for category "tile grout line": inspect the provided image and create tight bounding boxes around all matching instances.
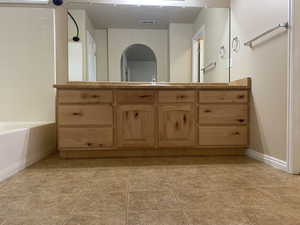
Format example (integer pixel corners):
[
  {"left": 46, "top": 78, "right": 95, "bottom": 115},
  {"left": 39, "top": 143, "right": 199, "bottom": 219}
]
[
  {"left": 125, "top": 178, "right": 130, "bottom": 225},
  {"left": 171, "top": 188, "right": 190, "bottom": 224}
]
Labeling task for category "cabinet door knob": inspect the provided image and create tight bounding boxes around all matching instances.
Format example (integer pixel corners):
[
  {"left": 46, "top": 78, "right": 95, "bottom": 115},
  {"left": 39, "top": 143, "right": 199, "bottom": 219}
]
[
  {"left": 183, "top": 115, "right": 187, "bottom": 123},
  {"left": 204, "top": 109, "right": 212, "bottom": 113},
  {"left": 87, "top": 142, "right": 92, "bottom": 146},
  {"left": 238, "top": 119, "right": 245, "bottom": 123}
]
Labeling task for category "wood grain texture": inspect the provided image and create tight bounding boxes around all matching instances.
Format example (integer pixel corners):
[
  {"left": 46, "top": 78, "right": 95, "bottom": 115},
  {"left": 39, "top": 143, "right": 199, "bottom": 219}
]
[
  {"left": 199, "top": 90, "right": 248, "bottom": 103},
  {"left": 116, "top": 90, "right": 155, "bottom": 104},
  {"left": 58, "top": 105, "right": 113, "bottom": 126},
  {"left": 117, "top": 105, "right": 155, "bottom": 147},
  {"left": 55, "top": 78, "right": 251, "bottom": 158},
  {"left": 158, "top": 91, "right": 195, "bottom": 103},
  {"left": 58, "top": 90, "right": 112, "bottom": 104},
  {"left": 159, "top": 104, "right": 195, "bottom": 147},
  {"left": 229, "top": 77, "right": 251, "bottom": 88},
  {"left": 59, "top": 127, "right": 113, "bottom": 148},
  {"left": 199, "top": 126, "right": 248, "bottom": 146},
  {"left": 199, "top": 104, "right": 248, "bottom": 125}
]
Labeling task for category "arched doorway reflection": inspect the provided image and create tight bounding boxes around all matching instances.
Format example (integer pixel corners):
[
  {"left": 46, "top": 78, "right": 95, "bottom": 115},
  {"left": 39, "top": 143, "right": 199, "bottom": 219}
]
[{"left": 121, "top": 44, "right": 157, "bottom": 82}]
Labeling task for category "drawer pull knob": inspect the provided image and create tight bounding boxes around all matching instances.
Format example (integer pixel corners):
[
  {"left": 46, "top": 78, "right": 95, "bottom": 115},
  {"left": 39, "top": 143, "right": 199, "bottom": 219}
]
[
  {"left": 135, "top": 112, "right": 139, "bottom": 118},
  {"left": 139, "top": 95, "right": 151, "bottom": 98},
  {"left": 92, "top": 95, "right": 99, "bottom": 98},
  {"left": 238, "top": 95, "right": 245, "bottom": 99},
  {"left": 177, "top": 95, "right": 185, "bottom": 99},
  {"left": 204, "top": 109, "right": 212, "bottom": 113},
  {"left": 238, "top": 119, "right": 245, "bottom": 123},
  {"left": 87, "top": 142, "right": 92, "bottom": 146},
  {"left": 72, "top": 112, "right": 82, "bottom": 116},
  {"left": 233, "top": 132, "right": 240, "bottom": 136}
]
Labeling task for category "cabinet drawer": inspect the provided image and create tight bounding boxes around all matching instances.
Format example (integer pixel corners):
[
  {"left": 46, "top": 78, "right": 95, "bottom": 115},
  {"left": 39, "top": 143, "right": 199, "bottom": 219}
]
[
  {"left": 199, "top": 104, "right": 248, "bottom": 125},
  {"left": 199, "top": 90, "right": 248, "bottom": 103},
  {"left": 199, "top": 126, "right": 248, "bottom": 146},
  {"left": 116, "top": 90, "right": 155, "bottom": 104},
  {"left": 59, "top": 127, "right": 113, "bottom": 148},
  {"left": 158, "top": 91, "right": 195, "bottom": 103},
  {"left": 58, "top": 90, "right": 112, "bottom": 104},
  {"left": 58, "top": 105, "right": 113, "bottom": 126}
]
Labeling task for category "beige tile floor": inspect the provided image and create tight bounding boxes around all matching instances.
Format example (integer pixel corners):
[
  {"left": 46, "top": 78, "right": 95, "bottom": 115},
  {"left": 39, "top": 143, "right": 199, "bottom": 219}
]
[{"left": 0, "top": 154, "right": 300, "bottom": 225}]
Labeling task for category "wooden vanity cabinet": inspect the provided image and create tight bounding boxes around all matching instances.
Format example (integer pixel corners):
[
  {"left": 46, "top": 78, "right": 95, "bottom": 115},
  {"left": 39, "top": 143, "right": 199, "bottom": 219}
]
[
  {"left": 55, "top": 78, "right": 251, "bottom": 158},
  {"left": 117, "top": 105, "right": 155, "bottom": 147},
  {"left": 57, "top": 90, "right": 114, "bottom": 150},
  {"left": 198, "top": 90, "right": 249, "bottom": 147},
  {"left": 158, "top": 90, "right": 196, "bottom": 147}
]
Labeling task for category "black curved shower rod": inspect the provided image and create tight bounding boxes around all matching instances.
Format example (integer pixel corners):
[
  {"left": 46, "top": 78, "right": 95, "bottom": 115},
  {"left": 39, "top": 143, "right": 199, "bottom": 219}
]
[{"left": 68, "top": 11, "right": 80, "bottom": 42}]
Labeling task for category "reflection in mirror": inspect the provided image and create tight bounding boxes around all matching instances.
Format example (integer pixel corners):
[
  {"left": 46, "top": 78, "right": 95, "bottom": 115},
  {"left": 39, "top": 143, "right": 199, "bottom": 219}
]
[
  {"left": 192, "top": 8, "right": 230, "bottom": 83},
  {"left": 67, "top": 2, "right": 230, "bottom": 83},
  {"left": 121, "top": 44, "right": 157, "bottom": 82}
]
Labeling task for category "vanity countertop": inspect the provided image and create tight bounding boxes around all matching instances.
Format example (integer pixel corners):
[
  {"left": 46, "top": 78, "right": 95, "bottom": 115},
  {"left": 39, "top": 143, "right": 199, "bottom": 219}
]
[{"left": 54, "top": 78, "right": 251, "bottom": 90}]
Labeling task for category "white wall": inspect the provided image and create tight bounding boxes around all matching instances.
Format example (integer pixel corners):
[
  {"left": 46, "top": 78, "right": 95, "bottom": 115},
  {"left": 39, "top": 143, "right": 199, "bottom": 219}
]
[
  {"left": 95, "top": 29, "right": 108, "bottom": 81},
  {"left": 193, "top": 8, "right": 230, "bottom": 82},
  {"left": 289, "top": 0, "right": 300, "bottom": 173},
  {"left": 0, "top": 7, "right": 55, "bottom": 122},
  {"left": 169, "top": 23, "right": 194, "bottom": 82},
  {"left": 68, "top": 9, "right": 96, "bottom": 81},
  {"left": 68, "top": 9, "right": 85, "bottom": 81},
  {"left": 231, "top": 0, "right": 288, "bottom": 161},
  {"left": 127, "top": 61, "right": 156, "bottom": 82},
  {"left": 107, "top": 28, "right": 169, "bottom": 82},
  {"left": 54, "top": 6, "right": 68, "bottom": 83}
]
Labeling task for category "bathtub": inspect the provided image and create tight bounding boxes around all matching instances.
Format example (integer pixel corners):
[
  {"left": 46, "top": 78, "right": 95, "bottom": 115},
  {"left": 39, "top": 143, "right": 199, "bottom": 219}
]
[{"left": 0, "top": 122, "right": 56, "bottom": 182}]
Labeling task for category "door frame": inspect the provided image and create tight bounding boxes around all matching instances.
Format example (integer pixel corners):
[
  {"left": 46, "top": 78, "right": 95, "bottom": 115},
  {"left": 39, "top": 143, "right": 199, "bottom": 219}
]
[
  {"left": 192, "top": 25, "right": 205, "bottom": 83},
  {"left": 287, "top": 0, "right": 300, "bottom": 174}
]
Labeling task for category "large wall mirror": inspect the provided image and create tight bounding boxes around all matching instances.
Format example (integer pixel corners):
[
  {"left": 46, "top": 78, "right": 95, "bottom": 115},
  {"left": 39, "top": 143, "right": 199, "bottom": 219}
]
[
  {"left": 121, "top": 44, "right": 157, "bottom": 82},
  {"left": 67, "top": 1, "right": 230, "bottom": 83}
]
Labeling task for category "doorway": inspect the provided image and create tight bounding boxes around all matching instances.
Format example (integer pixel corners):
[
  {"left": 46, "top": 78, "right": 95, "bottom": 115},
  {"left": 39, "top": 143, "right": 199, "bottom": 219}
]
[
  {"left": 192, "top": 26, "right": 205, "bottom": 82},
  {"left": 121, "top": 44, "right": 157, "bottom": 82}
]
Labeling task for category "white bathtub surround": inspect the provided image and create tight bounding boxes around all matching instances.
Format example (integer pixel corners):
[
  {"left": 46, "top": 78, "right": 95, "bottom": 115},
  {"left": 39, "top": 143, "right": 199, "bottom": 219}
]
[{"left": 0, "top": 122, "right": 56, "bottom": 182}]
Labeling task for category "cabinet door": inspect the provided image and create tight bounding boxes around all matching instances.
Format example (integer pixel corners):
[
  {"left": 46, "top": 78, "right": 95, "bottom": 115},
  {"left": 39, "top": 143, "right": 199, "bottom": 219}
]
[
  {"left": 159, "top": 104, "right": 195, "bottom": 147},
  {"left": 117, "top": 105, "right": 155, "bottom": 147}
]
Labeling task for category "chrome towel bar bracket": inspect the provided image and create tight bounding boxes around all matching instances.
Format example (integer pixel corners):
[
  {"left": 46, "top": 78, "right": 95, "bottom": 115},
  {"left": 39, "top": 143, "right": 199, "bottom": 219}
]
[
  {"left": 244, "top": 22, "right": 289, "bottom": 48},
  {"left": 201, "top": 62, "right": 217, "bottom": 73}
]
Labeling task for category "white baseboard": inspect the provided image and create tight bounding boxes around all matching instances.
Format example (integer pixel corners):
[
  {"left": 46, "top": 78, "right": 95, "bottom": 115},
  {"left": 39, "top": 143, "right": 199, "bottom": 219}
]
[{"left": 246, "top": 149, "right": 288, "bottom": 172}]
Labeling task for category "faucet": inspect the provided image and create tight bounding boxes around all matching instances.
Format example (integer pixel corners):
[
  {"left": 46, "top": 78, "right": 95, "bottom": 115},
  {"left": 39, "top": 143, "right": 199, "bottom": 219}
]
[{"left": 152, "top": 77, "right": 156, "bottom": 85}]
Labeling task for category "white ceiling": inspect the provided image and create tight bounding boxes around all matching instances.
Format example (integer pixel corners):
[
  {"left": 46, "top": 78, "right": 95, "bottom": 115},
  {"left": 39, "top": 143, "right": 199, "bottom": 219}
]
[{"left": 67, "top": 3, "right": 201, "bottom": 29}]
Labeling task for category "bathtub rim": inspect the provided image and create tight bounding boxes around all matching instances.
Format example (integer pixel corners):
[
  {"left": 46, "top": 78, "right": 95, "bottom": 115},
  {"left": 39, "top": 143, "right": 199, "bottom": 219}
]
[{"left": 0, "top": 121, "right": 55, "bottom": 135}]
